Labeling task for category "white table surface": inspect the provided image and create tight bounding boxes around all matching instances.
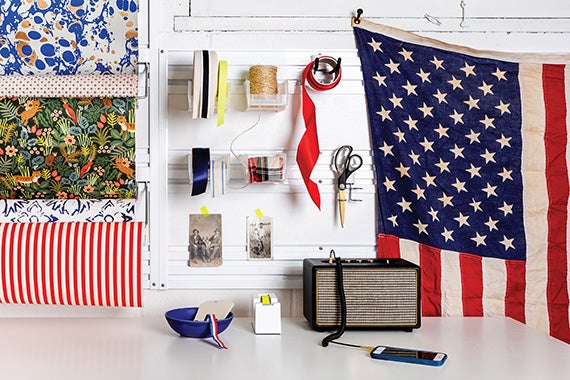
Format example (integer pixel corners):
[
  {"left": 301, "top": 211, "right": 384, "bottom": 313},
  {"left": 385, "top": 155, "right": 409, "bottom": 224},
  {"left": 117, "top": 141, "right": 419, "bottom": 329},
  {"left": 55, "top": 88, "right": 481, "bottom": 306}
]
[{"left": 0, "top": 316, "right": 569, "bottom": 380}]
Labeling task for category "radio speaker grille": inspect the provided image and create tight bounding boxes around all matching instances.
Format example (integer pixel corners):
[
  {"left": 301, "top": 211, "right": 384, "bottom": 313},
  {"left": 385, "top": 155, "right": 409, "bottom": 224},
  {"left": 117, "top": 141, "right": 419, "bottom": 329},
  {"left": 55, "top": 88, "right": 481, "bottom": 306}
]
[
  {"left": 315, "top": 269, "right": 419, "bottom": 327},
  {"left": 303, "top": 258, "right": 421, "bottom": 331}
]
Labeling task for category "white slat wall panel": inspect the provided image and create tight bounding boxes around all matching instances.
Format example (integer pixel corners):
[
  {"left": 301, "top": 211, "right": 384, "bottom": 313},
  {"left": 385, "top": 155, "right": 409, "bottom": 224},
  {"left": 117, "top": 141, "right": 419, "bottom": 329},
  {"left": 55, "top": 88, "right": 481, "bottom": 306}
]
[
  {"left": 150, "top": 1, "right": 570, "bottom": 292},
  {"left": 161, "top": 49, "right": 375, "bottom": 289}
]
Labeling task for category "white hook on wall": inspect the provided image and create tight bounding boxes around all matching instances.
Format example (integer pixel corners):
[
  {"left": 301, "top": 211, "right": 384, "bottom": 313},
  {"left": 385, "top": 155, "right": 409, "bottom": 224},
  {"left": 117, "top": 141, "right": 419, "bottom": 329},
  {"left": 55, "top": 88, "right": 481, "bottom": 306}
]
[
  {"left": 460, "top": 0, "right": 468, "bottom": 28},
  {"left": 424, "top": 13, "right": 442, "bottom": 26}
]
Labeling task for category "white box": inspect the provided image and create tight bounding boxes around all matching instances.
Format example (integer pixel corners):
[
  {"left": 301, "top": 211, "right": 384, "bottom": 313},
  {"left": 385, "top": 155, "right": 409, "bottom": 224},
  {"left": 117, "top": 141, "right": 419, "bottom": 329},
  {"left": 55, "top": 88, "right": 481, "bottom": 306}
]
[{"left": 252, "top": 293, "right": 281, "bottom": 334}]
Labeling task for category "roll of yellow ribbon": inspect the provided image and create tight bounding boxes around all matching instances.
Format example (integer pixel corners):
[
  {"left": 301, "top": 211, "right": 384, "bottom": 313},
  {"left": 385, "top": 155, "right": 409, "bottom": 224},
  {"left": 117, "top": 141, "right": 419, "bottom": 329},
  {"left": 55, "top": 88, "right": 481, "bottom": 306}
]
[{"left": 217, "top": 60, "right": 228, "bottom": 127}]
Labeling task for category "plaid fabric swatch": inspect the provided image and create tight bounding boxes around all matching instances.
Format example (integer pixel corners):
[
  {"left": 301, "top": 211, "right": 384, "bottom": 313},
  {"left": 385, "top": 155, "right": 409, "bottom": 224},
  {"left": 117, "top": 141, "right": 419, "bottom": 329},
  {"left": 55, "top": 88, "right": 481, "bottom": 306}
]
[{"left": 247, "top": 156, "right": 285, "bottom": 183}]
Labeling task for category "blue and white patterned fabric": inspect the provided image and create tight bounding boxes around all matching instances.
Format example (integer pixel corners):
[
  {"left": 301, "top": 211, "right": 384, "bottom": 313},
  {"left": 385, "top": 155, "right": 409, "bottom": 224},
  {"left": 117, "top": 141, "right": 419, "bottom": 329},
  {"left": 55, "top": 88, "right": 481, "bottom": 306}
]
[
  {"left": 0, "top": 0, "right": 138, "bottom": 75},
  {"left": 0, "top": 199, "right": 136, "bottom": 222}
]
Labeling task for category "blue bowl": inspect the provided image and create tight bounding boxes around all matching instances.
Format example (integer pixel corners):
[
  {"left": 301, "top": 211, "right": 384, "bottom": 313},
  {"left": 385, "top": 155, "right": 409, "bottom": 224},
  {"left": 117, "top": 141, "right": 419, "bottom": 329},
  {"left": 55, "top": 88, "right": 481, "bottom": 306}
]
[{"left": 165, "top": 307, "right": 234, "bottom": 338}]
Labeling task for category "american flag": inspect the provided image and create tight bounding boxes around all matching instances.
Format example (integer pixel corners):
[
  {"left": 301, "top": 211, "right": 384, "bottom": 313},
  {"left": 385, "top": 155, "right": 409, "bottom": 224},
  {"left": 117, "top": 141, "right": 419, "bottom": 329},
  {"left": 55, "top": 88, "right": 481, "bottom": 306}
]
[{"left": 354, "top": 18, "right": 570, "bottom": 344}]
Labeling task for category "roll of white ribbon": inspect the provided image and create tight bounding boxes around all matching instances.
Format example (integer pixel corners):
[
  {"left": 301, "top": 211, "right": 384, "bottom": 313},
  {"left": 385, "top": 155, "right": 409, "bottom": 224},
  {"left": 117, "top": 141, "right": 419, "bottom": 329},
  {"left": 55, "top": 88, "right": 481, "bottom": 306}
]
[
  {"left": 191, "top": 51, "right": 202, "bottom": 118},
  {"left": 210, "top": 158, "right": 227, "bottom": 197},
  {"left": 191, "top": 50, "right": 219, "bottom": 119}
]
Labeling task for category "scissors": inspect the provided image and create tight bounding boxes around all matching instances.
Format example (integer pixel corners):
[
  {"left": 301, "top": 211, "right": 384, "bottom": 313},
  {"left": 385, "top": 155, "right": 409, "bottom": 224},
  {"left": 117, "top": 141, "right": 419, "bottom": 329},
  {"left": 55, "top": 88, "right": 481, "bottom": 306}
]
[{"left": 335, "top": 145, "right": 363, "bottom": 228}]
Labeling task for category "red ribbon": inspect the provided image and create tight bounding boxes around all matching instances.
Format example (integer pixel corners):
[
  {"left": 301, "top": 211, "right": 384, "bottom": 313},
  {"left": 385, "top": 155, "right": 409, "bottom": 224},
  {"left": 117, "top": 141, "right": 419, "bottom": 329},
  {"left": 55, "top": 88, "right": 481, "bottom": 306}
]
[{"left": 296, "top": 57, "right": 342, "bottom": 209}]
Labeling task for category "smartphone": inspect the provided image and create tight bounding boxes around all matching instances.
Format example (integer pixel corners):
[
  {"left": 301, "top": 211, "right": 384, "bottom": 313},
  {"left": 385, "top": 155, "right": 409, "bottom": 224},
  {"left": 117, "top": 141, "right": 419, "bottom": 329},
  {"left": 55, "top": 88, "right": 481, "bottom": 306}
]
[{"left": 370, "top": 345, "right": 447, "bottom": 366}]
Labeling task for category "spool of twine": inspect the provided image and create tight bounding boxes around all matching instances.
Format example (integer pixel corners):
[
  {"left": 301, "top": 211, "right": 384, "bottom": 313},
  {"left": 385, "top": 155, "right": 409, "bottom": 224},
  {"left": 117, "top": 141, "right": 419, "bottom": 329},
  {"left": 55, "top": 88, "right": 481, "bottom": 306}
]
[{"left": 248, "top": 65, "right": 278, "bottom": 95}]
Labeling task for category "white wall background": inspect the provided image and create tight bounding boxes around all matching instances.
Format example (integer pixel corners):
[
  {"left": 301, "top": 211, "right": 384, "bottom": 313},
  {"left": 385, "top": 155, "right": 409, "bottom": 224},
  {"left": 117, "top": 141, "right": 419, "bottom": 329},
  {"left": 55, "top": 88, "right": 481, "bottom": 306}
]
[{"left": 1, "top": 0, "right": 569, "bottom": 318}]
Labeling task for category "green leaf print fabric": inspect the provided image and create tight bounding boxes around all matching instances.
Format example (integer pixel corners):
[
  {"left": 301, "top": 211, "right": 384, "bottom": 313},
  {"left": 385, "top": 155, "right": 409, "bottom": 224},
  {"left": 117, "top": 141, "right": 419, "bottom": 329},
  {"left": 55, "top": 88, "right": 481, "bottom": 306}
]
[{"left": 0, "top": 97, "right": 137, "bottom": 199}]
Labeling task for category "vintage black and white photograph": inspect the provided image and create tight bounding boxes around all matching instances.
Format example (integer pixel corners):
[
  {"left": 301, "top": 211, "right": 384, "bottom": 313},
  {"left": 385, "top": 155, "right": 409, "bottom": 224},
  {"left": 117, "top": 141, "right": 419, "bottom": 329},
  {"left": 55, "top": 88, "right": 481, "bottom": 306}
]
[
  {"left": 188, "top": 213, "right": 222, "bottom": 267},
  {"left": 247, "top": 216, "right": 273, "bottom": 260}
]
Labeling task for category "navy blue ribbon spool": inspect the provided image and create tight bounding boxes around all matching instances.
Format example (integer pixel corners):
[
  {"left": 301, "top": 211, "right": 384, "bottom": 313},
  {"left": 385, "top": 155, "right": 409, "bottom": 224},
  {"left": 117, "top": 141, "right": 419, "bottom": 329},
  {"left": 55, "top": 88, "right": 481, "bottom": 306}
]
[{"left": 191, "top": 148, "right": 210, "bottom": 196}]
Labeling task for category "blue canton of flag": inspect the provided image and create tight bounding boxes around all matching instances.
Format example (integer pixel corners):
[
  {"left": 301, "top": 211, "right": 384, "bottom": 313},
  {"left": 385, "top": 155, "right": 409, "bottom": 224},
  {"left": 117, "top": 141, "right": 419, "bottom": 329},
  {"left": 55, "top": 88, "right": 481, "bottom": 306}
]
[{"left": 354, "top": 27, "right": 526, "bottom": 261}]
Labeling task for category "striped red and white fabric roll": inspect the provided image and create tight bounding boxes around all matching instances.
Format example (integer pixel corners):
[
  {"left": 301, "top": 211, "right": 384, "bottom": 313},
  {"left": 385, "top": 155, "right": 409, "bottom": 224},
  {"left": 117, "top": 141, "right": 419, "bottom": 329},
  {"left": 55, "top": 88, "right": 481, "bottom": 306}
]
[{"left": 0, "top": 221, "right": 144, "bottom": 307}]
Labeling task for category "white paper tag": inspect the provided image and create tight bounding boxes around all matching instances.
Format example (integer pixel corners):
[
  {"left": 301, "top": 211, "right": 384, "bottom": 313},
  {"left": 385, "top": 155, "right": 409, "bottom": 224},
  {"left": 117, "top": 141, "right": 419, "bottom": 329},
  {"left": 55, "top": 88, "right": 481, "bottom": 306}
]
[{"left": 195, "top": 300, "right": 235, "bottom": 321}]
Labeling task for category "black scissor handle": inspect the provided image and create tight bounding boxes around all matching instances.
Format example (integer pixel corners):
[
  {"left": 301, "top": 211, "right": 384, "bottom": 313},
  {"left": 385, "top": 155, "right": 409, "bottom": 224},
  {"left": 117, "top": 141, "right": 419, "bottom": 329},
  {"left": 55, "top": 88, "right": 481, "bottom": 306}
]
[
  {"left": 336, "top": 147, "right": 363, "bottom": 190},
  {"left": 334, "top": 145, "right": 353, "bottom": 172},
  {"left": 346, "top": 154, "right": 363, "bottom": 174}
]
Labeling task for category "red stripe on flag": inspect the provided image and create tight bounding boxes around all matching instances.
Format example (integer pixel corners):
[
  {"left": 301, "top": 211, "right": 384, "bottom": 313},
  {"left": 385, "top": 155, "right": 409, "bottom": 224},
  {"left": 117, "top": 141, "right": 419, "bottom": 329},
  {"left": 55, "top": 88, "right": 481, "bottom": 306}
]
[
  {"left": 377, "top": 233, "right": 401, "bottom": 258},
  {"left": 419, "top": 244, "right": 442, "bottom": 316},
  {"left": 459, "top": 253, "right": 484, "bottom": 316},
  {"left": 543, "top": 63, "right": 570, "bottom": 344},
  {"left": 505, "top": 259, "right": 526, "bottom": 324}
]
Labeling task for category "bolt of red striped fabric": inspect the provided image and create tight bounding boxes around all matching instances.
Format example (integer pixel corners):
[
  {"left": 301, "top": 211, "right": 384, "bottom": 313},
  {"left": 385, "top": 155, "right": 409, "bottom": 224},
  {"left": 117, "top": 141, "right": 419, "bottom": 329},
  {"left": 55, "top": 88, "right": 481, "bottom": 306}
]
[
  {"left": 0, "top": 221, "right": 144, "bottom": 307},
  {"left": 296, "top": 57, "right": 342, "bottom": 209}
]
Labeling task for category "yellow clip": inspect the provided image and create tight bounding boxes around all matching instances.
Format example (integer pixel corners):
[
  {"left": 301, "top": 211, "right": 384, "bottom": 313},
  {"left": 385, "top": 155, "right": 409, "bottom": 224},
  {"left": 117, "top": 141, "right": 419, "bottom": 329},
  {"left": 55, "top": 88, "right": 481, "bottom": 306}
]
[
  {"left": 200, "top": 206, "right": 210, "bottom": 217},
  {"left": 255, "top": 208, "right": 264, "bottom": 220},
  {"left": 260, "top": 295, "right": 271, "bottom": 305}
]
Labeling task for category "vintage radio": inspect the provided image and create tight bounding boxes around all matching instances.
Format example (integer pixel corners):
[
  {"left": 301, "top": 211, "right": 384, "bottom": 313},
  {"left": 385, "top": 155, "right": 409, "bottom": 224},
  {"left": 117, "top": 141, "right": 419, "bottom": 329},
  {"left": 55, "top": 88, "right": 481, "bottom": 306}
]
[{"left": 303, "top": 257, "right": 421, "bottom": 332}]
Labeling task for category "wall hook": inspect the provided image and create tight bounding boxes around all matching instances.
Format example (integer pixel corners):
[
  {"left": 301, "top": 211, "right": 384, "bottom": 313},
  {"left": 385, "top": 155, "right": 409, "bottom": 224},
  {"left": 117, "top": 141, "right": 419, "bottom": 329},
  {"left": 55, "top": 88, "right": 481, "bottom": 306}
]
[
  {"left": 313, "top": 57, "right": 320, "bottom": 74},
  {"left": 460, "top": 1, "right": 467, "bottom": 28},
  {"left": 329, "top": 57, "right": 341, "bottom": 75},
  {"left": 347, "top": 183, "right": 362, "bottom": 202},
  {"left": 424, "top": 14, "right": 442, "bottom": 26},
  {"left": 136, "top": 62, "right": 149, "bottom": 100},
  {"left": 137, "top": 180, "right": 150, "bottom": 225},
  {"left": 354, "top": 8, "right": 363, "bottom": 24},
  {"left": 313, "top": 56, "right": 342, "bottom": 75}
]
